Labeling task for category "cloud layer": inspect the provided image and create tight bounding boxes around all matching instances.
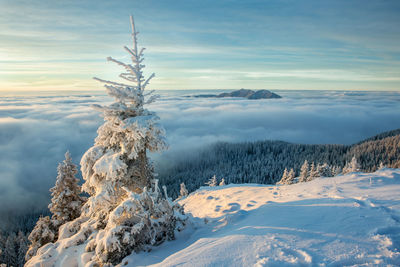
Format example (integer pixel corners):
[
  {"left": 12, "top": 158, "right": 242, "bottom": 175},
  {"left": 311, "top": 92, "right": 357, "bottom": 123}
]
[{"left": 0, "top": 89, "right": 400, "bottom": 216}]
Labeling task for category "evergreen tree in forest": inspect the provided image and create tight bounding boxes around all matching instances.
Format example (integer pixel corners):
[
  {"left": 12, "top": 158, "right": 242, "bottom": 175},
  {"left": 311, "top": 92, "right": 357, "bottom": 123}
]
[
  {"left": 332, "top": 165, "right": 342, "bottom": 176},
  {"left": 287, "top": 168, "right": 296, "bottom": 184},
  {"left": 350, "top": 156, "right": 361, "bottom": 172},
  {"left": 307, "top": 162, "right": 319, "bottom": 181},
  {"left": 25, "top": 216, "right": 55, "bottom": 261},
  {"left": 317, "top": 163, "right": 332, "bottom": 177},
  {"left": 219, "top": 178, "right": 226, "bottom": 186},
  {"left": 4, "top": 233, "right": 17, "bottom": 267},
  {"left": 277, "top": 168, "right": 289, "bottom": 185},
  {"left": 179, "top": 182, "right": 189, "bottom": 198},
  {"left": 16, "top": 231, "right": 28, "bottom": 267},
  {"left": 48, "top": 151, "right": 85, "bottom": 228},
  {"left": 299, "top": 160, "right": 309, "bottom": 183},
  {"left": 206, "top": 175, "right": 218, "bottom": 187},
  {"left": 343, "top": 156, "right": 361, "bottom": 174},
  {"left": 379, "top": 162, "right": 385, "bottom": 170},
  {"left": 0, "top": 231, "right": 5, "bottom": 264}
]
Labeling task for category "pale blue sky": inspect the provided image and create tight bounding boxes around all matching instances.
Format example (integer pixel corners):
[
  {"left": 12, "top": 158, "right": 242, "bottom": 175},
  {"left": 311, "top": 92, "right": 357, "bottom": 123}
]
[{"left": 1, "top": 0, "right": 400, "bottom": 91}]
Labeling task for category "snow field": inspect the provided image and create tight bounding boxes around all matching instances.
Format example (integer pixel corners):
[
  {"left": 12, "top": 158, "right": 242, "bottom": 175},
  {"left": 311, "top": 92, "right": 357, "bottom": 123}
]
[{"left": 125, "top": 169, "right": 400, "bottom": 266}]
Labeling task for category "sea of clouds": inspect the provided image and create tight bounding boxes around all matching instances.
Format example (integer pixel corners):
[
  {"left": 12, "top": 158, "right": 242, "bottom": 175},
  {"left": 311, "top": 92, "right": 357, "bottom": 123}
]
[{"left": 1, "top": 89, "right": 400, "bottom": 216}]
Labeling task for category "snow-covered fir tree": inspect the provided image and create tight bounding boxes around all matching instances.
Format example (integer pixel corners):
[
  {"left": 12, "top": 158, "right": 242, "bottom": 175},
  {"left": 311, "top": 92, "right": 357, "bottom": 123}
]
[
  {"left": 287, "top": 168, "right": 296, "bottom": 184},
  {"left": 26, "top": 15, "right": 186, "bottom": 266},
  {"left": 332, "top": 165, "right": 342, "bottom": 176},
  {"left": 48, "top": 151, "right": 85, "bottom": 228},
  {"left": 278, "top": 168, "right": 296, "bottom": 185},
  {"left": 299, "top": 160, "right": 309, "bottom": 183},
  {"left": 219, "top": 178, "right": 226, "bottom": 186},
  {"left": 25, "top": 216, "right": 55, "bottom": 261},
  {"left": 277, "top": 168, "right": 289, "bottom": 185},
  {"left": 206, "top": 175, "right": 218, "bottom": 187},
  {"left": 379, "top": 161, "right": 385, "bottom": 170},
  {"left": 307, "top": 162, "right": 319, "bottom": 181},
  {"left": 343, "top": 156, "right": 361, "bottom": 174},
  {"left": 0, "top": 230, "right": 28, "bottom": 267},
  {"left": 16, "top": 231, "right": 28, "bottom": 267},
  {"left": 317, "top": 163, "right": 332, "bottom": 177},
  {"left": 4, "top": 233, "right": 17, "bottom": 267},
  {"left": 179, "top": 182, "right": 189, "bottom": 198},
  {"left": 350, "top": 156, "right": 361, "bottom": 172}
]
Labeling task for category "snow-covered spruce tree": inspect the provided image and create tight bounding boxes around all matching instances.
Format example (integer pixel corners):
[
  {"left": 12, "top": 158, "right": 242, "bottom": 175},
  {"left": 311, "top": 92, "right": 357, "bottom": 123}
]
[
  {"left": 317, "top": 163, "right": 332, "bottom": 177},
  {"left": 179, "top": 182, "right": 189, "bottom": 198},
  {"left": 277, "top": 168, "right": 289, "bottom": 185},
  {"left": 206, "top": 175, "right": 218, "bottom": 187},
  {"left": 4, "top": 233, "right": 17, "bottom": 267},
  {"left": 379, "top": 161, "right": 385, "bottom": 170},
  {"left": 298, "top": 160, "right": 309, "bottom": 183},
  {"left": 25, "top": 216, "right": 55, "bottom": 261},
  {"left": 287, "top": 168, "right": 296, "bottom": 184},
  {"left": 350, "top": 156, "right": 361, "bottom": 172},
  {"left": 307, "top": 162, "right": 319, "bottom": 181},
  {"left": 219, "top": 178, "right": 226, "bottom": 186},
  {"left": 343, "top": 156, "right": 361, "bottom": 174},
  {"left": 49, "top": 151, "right": 85, "bottom": 228},
  {"left": 332, "top": 165, "right": 342, "bottom": 176},
  {"left": 26, "top": 16, "right": 186, "bottom": 266},
  {"left": 16, "top": 231, "right": 28, "bottom": 267},
  {"left": 83, "top": 15, "right": 186, "bottom": 265}
]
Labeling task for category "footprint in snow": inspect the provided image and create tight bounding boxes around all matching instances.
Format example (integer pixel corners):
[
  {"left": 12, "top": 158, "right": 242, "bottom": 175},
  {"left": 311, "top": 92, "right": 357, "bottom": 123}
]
[
  {"left": 375, "top": 226, "right": 400, "bottom": 252},
  {"left": 222, "top": 203, "right": 241, "bottom": 213}
]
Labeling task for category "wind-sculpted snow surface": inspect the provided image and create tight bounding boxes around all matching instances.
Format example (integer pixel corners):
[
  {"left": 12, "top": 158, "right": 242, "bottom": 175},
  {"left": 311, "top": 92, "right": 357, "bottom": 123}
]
[{"left": 121, "top": 169, "right": 400, "bottom": 266}]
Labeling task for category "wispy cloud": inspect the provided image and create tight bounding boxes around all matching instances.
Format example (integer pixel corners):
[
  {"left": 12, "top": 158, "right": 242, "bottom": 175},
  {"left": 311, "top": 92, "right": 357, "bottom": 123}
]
[{"left": 0, "top": 0, "right": 400, "bottom": 91}]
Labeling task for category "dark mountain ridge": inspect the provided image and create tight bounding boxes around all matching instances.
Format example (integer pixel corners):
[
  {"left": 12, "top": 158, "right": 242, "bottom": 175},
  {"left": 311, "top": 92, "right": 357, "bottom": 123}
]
[{"left": 193, "top": 89, "right": 282, "bottom": 99}]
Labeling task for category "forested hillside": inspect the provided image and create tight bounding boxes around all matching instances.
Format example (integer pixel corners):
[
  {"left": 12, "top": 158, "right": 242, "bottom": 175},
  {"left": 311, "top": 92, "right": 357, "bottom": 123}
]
[
  {"left": 1, "top": 129, "right": 399, "bottom": 266},
  {"left": 158, "top": 129, "right": 400, "bottom": 198}
]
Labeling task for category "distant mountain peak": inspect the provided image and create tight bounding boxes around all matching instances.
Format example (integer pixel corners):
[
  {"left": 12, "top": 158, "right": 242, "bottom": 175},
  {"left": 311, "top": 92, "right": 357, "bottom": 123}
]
[{"left": 194, "top": 89, "right": 282, "bottom": 99}]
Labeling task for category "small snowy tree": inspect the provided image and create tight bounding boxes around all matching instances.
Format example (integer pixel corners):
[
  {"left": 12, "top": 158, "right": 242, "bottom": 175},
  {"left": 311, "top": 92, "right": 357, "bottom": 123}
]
[
  {"left": 25, "top": 216, "right": 55, "bottom": 261},
  {"left": 299, "top": 160, "right": 309, "bottom": 183},
  {"left": 379, "top": 161, "right": 385, "bottom": 170},
  {"left": 332, "top": 165, "right": 342, "bottom": 176},
  {"left": 286, "top": 168, "right": 296, "bottom": 185},
  {"left": 206, "top": 175, "right": 218, "bottom": 187},
  {"left": 277, "top": 168, "right": 289, "bottom": 185},
  {"left": 350, "top": 156, "right": 361, "bottom": 172},
  {"left": 343, "top": 156, "right": 361, "bottom": 174},
  {"left": 219, "top": 178, "right": 226, "bottom": 186},
  {"left": 317, "top": 163, "right": 332, "bottom": 177},
  {"left": 179, "top": 182, "right": 189, "bottom": 198},
  {"left": 307, "top": 162, "right": 319, "bottom": 181},
  {"left": 49, "top": 151, "right": 85, "bottom": 228}
]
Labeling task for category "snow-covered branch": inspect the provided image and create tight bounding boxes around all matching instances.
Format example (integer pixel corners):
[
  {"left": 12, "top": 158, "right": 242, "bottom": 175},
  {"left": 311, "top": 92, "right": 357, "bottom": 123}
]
[
  {"left": 142, "top": 73, "right": 155, "bottom": 90},
  {"left": 93, "top": 77, "right": 132, "bottom": 88}
]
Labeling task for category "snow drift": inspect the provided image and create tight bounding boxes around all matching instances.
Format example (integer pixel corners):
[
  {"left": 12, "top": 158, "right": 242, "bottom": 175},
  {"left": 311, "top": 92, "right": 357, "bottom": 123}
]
[{"left": 123, "top": 168, "right": 400, "bottom": 266}]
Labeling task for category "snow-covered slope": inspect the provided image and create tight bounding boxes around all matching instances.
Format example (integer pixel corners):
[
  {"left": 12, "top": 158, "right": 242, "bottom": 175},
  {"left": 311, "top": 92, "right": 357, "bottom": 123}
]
[{"left": 124, "top": 169, "right": 400, "bottom": 266}]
